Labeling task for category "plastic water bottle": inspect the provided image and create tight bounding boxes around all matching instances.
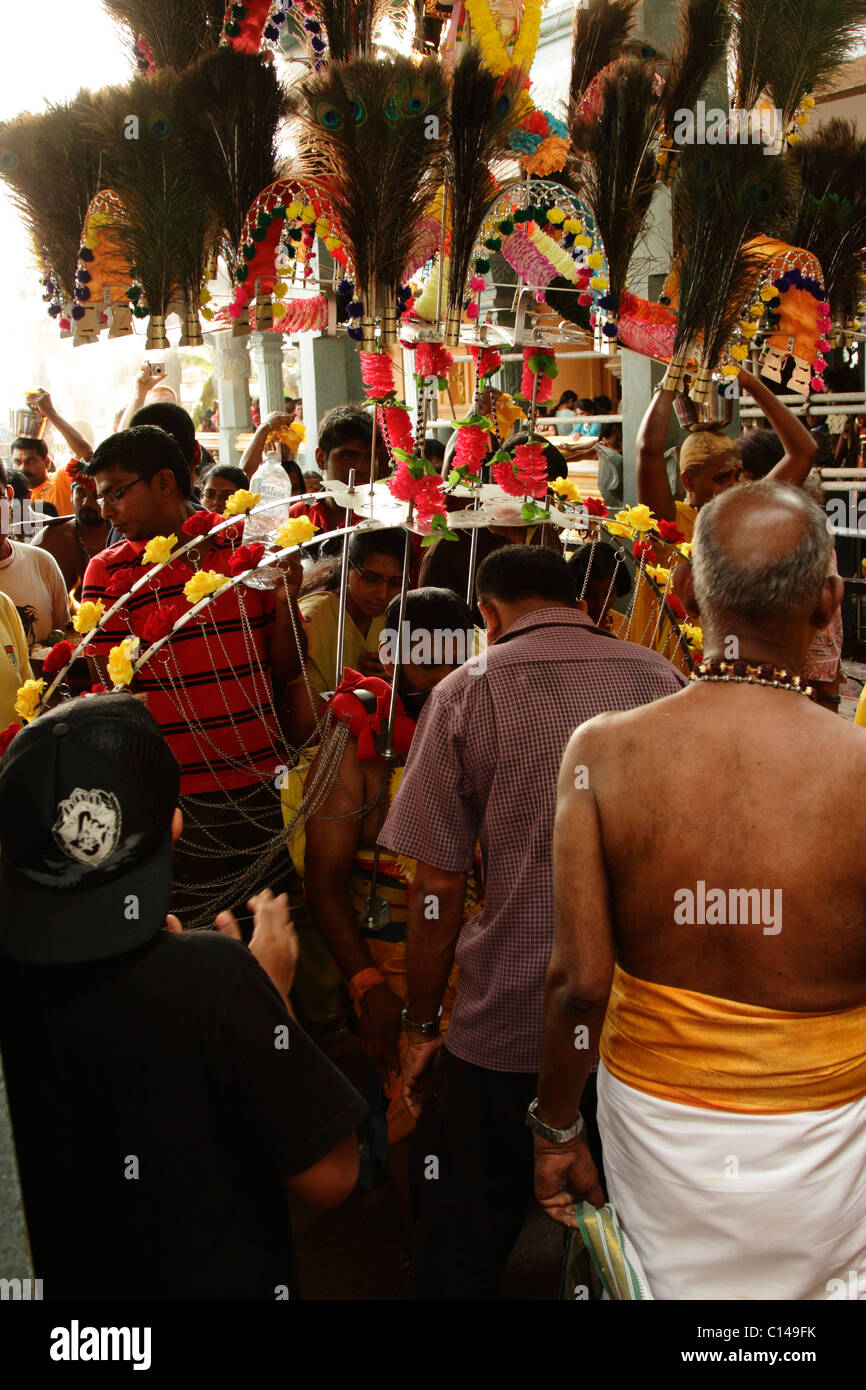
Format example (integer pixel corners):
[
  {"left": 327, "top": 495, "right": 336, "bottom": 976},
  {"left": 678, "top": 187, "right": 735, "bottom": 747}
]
[{"left": 244, "top": 453, "right": 293, "bottom": 544}]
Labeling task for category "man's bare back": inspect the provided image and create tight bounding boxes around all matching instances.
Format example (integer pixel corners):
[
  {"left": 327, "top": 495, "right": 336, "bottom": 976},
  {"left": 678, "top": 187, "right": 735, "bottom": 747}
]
[{"left": 569, "top": 682, "right": 866, "bottom": 1012}]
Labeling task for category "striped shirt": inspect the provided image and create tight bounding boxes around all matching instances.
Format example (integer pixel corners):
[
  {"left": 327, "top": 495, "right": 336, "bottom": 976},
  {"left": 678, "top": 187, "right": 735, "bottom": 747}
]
[
  {"left": 379, "top": 607, "right": 688, "bottom": 1072},
  {"left": 81, "top": 525, "right": 281, "bottom": 795}
]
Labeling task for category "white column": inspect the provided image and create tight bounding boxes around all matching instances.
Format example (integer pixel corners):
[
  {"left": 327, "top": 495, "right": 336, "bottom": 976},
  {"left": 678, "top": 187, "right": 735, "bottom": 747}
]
[
  {"left": 298, "top": 335, "right": 365, "bottom": 443},
  {"left": 248, "top": 331, "right": 286, "bottom": 416},
  {"left": 211, "top": 330, "right": 251, "bottom": 468}
]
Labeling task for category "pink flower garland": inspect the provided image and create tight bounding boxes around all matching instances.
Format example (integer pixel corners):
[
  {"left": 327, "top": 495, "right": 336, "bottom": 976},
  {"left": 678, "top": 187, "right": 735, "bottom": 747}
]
[
  {"left": 521, "top": 347, "right": 556, "bottom": 404},
  {"left": 360, "top": 351, "right": 396, "bottom": 401},
  {"left": 469, "top": 345, "right": 502, "bottom": 381},
  {"left": 387, "top": 463, "right": 447, "bottom": 526},
  {"left": 454, "top": 424, "right": 488, "bottom": 473},
  {"left": 492, "top": 441, "right": 548, "bottom": 499}
]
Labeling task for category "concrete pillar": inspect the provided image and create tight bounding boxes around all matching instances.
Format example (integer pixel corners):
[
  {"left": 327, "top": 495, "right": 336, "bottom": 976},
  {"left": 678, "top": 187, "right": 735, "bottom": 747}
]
[
  {"left": 0, "top": 1055, "right": 33, "bottom": 1285},
  {"left": 248, "top": 331, "right": 286, "bottom": 417},
  {"left": 211, "top": 330, "right": 252, "bottom": 467},
  {"left": 298, "top": 335, "right": 364, "bottom": 447}
]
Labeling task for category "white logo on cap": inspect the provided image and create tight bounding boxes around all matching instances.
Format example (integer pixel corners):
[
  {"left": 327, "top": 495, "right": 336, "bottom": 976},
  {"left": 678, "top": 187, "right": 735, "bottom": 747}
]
[{"left": 52, "top": 788, "right": 122, "bottom": 867}]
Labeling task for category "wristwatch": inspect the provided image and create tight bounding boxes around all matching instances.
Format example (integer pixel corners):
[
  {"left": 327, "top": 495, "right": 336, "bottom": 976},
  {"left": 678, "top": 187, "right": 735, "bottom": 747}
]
[
  {"left": 400, "top": 1005, "right": 440, "bottom": 1038},
  {"left": 525, "top": 1098, "right": 584, "bottom": 1144}
]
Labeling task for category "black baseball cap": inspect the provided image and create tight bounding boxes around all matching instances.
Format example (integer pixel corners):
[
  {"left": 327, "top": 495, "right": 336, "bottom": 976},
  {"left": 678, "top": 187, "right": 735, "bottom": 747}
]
[{"left": 0, "top": 694, "right": 180, "bottom": 965}]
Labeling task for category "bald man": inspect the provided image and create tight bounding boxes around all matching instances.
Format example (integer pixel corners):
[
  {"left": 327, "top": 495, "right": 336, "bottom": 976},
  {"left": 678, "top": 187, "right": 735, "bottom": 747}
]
[
  {"left": 533, "top": 481, "right": 866, "bottom": 1300},
  {"left": 636, "top": 368, "right": 817, "bottom": 540}
]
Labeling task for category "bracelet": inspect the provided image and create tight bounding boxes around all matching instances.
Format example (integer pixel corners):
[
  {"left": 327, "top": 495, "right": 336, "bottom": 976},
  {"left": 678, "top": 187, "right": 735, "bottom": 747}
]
[
  {"left": 400, "top": 1005, "right": 440, "bottom": 1038},
  {"left": 348, "top": 967, "right": 385, "bottom": 1006},
  {"left": 525, "top": 1098, "right": 584, "bottom": 1144}
]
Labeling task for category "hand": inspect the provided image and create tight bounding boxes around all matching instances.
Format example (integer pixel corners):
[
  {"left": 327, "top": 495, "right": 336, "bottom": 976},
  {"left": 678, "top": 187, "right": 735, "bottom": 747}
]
[
  {"left": 358, "top": 982, "right": 403, "bottom": 1079},
  {"left": 28, "top": 389, "right": 54, "bottom": 421},
  {"left": 164, "top": 914, "right": 182, "bottom": 934},
  {"left": 533, "top": 1135, "right": 605, "bottom": 1228},
  {"left": 136, "top": 361, "right": 166, "bottom": 393},
  {"left": 264, "top": 411, "right": 296, "bottom": 431},
  {"left": 358, "top": 650, "right": 384, "bottom": 678},
  {"left": 216, "top": 888, "right": 298, "bottom": 999},
  {"left": 401, "top": 1033, "right": 441, "bottom": 1119},
  {"left": 272, "top": 552, "right": 303, "bottom": 603}
]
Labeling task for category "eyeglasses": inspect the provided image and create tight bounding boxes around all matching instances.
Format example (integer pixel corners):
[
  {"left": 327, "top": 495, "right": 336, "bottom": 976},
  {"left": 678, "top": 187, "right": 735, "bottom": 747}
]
[
  {"left": 97, "top": 477, "right": 148, "bottom": 508},
  {"left": 350, "top": 563, "right": 402, "bottom": 592},
  {"left": 202, "top": 489, "right": 232, "bottom": 507}
]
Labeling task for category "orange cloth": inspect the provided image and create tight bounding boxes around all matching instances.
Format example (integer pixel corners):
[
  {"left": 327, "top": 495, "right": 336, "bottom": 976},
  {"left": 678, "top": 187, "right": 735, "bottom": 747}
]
[
  {"left": 31, "top": 467, "right": 73, "bottom": 516},
  {"left": 601, "top": 963, "right": 866, "bottom": 1114}
]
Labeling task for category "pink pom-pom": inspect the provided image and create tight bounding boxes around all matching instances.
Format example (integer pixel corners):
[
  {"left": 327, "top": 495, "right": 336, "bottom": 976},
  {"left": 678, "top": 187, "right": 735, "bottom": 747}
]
[
  {"left": 578, "top": 293, "right": 593, "bottom": 306},
  {"left": 815, "top": 338, "right": 831, "bottom": 352},
  {"left": 59, "top": 316, "right": 71, "bottom": 331},
  {"left": 228, "top": 304, "right": 242, "bottom": 319},
  {"left": 812, "top": 355, "right": 826, "bottom": 370},
  {"left": 589, "top": 313, "right": 597, "bottom": 328},
  {"left": 469, "top": 276, "right": 486, "bottom": 292},
  {"left": 818, "top": 302, "right": 830, "bottom": 315},
  {"left": 817, "top": 317, "right": 832, "bottom": 331},
  {"left": 811, "top": 375, "right": 826, "bottom": 391},
  {"left": 465, "top": 301, "right": 479, "bottom": 320}
]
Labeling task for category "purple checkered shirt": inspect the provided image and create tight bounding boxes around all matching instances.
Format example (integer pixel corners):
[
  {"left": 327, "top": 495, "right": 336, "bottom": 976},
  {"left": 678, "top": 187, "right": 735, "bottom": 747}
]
[{"left": 379, "top": 607, "right": 687, "bottom": 1072}]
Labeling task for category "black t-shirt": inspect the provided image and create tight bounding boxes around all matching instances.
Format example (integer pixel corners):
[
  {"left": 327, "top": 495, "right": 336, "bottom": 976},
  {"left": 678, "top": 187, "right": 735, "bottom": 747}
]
[{"left": 0, "top": 931, "right": 367, "bottom": 1300}]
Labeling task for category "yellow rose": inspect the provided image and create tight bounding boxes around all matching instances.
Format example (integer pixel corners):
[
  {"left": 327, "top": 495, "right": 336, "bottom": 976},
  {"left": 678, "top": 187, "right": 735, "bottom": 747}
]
[
  {"left": 616, "top": 504, "right": 656, "bottom": 534},
  {"left": 73, "top": 599, "right": 105, "bottom": 634},
  {"left": 222, "top": 489, "right": 261, "bottom": 517},
  {"left": 183, "top": 570, "right": 230, "bottom": 605},
  {"left": 107, "top": 637, "right": 139, "bottom": 688},
  {"left": 14, "top": 678, "right": 45, "bottom": 723},
  {"left": 681, "top": 622, "right": 703, "bottom": 651},
  {"left": 551, "top": 476, "right": 582, "bottom": 503},
  {"left": 275, "top": 516, "right": 318, "bottom": 549},
  {"left": 677, "top": 541, "right": 694, "bottom": 559},
  {"left": 646, "top": 564, "right": 671, "bottom": 587},
  {"left": 142, "top": 533, "right": 177, "bottom": 567},
  {"left": 604, "top": 520, "right": 632, "bottom": 538}
]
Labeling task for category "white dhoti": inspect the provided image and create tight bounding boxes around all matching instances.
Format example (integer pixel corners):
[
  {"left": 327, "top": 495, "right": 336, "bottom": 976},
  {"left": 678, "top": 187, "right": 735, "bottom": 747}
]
[
  {"left": 597, "top": 965, "right": 866, "bottom": 1301},
  {"left": 598, "top": 1060, "right": 866, "bottom": 1300}
]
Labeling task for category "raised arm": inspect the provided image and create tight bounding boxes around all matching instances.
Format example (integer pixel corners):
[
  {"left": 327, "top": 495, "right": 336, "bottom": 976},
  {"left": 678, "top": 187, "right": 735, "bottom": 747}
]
[
  {"left": 240, "top": 412, "right": 296, "bottom": 480},
  {"left": 29, "top": 391, "right": 93, "bottom": 463},
  {"left": 738, "top": 368, "right": 818, "bottom": 486},
  {"left": 118, "top": 362, "right": 167, "bottom": 431},
  {"left": 635, "top": 387, "right": 678, "bottom": 522}
]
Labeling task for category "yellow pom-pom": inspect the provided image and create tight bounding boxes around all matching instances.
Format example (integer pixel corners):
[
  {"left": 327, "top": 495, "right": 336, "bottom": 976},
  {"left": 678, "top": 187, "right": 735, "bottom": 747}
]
[
  {"left": 721, "top": 365, "right": 739, "bottom": 378},
  {"left": 562, "top": 218, "right": 582, "bottom": 235},
  {"left": 749, "top": 302, "right": 762, "bottom": 318},
  {"left": 739, "top": 322, "right": 757, "bottom": 338},
  {"left": 199, "top": 287, "right": 211, "bottom": 306},
  {"left": 802, "top": 96, "right": 815, "bottom": 109},
  {"left": 787, "top": 133, "right": 801, "bottom": 146},
  {"left": 590, "top": 275, "right": 608, "bottom": 291},
  {"left": 300, "top": 204, "right": 317, "bottom": 224},
  {"left": 760, "top": 285, "right": 777, "bottom": 302},
  {"left": 285, "top": 201, "right": 301, "bottom": 219},
  {"left": 797, "top": 112, "right": 809, "bottom": 128},
  {"left": 730, "top": 344, "right": 749, "bottom": 361},
  {"left": 315, "top": 219, "right": 329, "bottom": 237},
  {"left": 273, "top": 281, "right": 288, "bottom": 298},
  {"left": 546, "top": 208, "right": 565, "bottom": 225},
  {"left": 574, "top": 235, "right": 592, "bottom": 249},
  {"left": 200, "top": 307, "right": 214, "bottom": 321},
  {"left": 324, "top": 236, "right": 342, "bottom": 253},
  {"left": 586, "top": 251, "right": 603, "bottom": 270}
]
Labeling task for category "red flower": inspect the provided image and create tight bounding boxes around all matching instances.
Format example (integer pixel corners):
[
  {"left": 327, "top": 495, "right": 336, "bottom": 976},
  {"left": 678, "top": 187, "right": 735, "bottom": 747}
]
[
  {"left": 583, "top": 497, "right": 608, "bottom": 517},
  {"left": 141, "top": 603, "right": 181, "bottom": 642},
  {"left": 520, "top": 346, "right": 556, "bottom": 403},
  {"left": 454, "top": 424, "right": 488, "bottom": 472},
  {"left": 381, "top": 405, "right": 415, "bottom": 457},
  {"left": 491, "top": 456, "right": 524, "bottom": 498},
  {"left": 469, "top": 345, "right": 502, "bottom": 380},
  {"left": 90, "top": 683, "right": 107, "bottom": 694},
  {"left": 359, "top": 351, "right": 396, "bottom": 401},
  {"left": 633, "top": 539, "right": 657, "bottom": 564},
  {"left": 228, "top": 544, "right": 265, "bottom": 577},
  {"left": 512, "top": 442, "right": 548, "bottom": 498},
  {"left": 523, "top": 108, "right": 549, "bottom": 136},
  {"left": 657, "top": 518, "right": 685, "bottom": 543},
  {"left": 386, "top": 463, "right": 446, "bottom": 524},
  {"left": 42, "top": 639, "right": 75, "bottom": 675},
  {"left": 666, "top": 595, "right": 686, "bottom": 621},
  {"left": 415, "top": 342, "right": 453, "bottom": 381},
  {"left": 0, "top": 722, "right": 21, "bottom": 758},
  {"left": 182, "top": 511, "right": 217, "bottom": 538}
]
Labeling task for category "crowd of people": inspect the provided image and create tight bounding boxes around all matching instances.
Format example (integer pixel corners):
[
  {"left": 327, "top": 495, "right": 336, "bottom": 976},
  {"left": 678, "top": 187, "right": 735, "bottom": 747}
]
[{"left": 0, "top": 356, "right": 864, "bottom": 1304}]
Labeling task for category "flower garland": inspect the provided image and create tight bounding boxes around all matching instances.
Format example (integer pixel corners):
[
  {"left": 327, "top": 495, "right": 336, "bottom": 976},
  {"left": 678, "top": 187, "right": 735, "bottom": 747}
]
[
  {"left": 724, "top": 263, "right": 829, "bottom": 389},
  {"left": 463, "top": 0, "right": 543, "bottom": 78},
  {"left": 381, "top": 404, "right": 415, "bottom": 457},
  {"left": 520, "top": 346, "right": 557, "bottom": 405},
  {"left": 491, "top": 440, "right": 548, "bottom": 499},
  {"left": 360, "top": 351, "right": 397, "bottom": 402},
  {"left": 415, "top": 341, "right": 454, "bottom": 389}
]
